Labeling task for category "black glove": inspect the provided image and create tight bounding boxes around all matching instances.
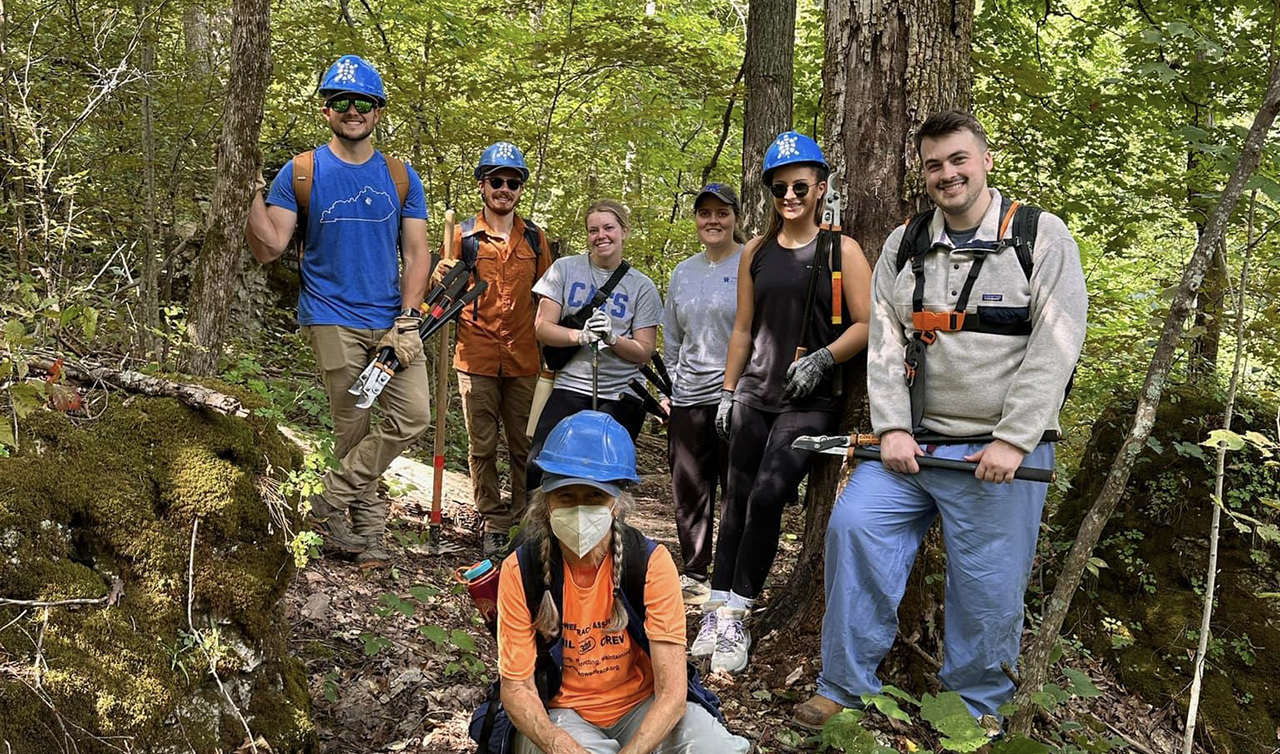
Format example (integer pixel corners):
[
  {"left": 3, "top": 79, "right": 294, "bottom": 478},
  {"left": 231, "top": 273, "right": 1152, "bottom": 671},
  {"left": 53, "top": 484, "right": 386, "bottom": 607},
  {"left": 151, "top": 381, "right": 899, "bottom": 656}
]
[
  {"left": 715, "top": 389, "right": 734, "bottom": 441},
  {"left": 783, "top": 347, "right": 834, "bottom": 400}
]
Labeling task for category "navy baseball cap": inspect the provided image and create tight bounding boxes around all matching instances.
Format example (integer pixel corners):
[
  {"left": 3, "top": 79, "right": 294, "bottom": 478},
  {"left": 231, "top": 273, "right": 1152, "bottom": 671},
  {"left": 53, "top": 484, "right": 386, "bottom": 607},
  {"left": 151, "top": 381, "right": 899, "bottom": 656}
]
[{"left": 694, "top": 183, "right": 740, "bottom": 212}]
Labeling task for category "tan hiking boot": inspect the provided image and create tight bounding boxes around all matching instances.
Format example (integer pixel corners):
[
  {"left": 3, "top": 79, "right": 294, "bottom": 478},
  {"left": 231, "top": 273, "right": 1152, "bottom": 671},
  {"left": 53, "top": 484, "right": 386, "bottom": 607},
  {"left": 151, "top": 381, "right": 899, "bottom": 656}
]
[
  {"left": 355, "top": 533, "right": 393, "bottom": 568},
  {"left": 306, "top": 495, "right": 364, "bottom": 557},
  {"left": 792, "top": 694, "right": 847, "bottom": 730}
]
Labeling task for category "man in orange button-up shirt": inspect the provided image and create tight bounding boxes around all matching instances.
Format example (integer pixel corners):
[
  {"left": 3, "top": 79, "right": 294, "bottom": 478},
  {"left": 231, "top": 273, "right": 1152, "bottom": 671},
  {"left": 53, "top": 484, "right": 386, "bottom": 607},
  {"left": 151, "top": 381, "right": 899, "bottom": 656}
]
[{"left": 435, "top": 142, "right": 553, "bottom": 558}]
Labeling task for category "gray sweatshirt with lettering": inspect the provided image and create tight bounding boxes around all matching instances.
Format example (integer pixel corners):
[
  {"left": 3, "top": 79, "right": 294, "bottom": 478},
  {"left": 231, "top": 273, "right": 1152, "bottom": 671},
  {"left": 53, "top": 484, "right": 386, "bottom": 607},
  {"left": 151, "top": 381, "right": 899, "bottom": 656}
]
[
  {"left": 868, "top": 189, "right": 1088, "bottom": 452},
  {"left": 663, "top": 248, "right": 741, "bottom": 407}
]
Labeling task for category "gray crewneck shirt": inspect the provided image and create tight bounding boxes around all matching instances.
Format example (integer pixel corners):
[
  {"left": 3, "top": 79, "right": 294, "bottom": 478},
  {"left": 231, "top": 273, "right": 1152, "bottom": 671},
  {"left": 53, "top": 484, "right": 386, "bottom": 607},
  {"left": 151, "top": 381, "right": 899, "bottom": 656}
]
[{"left": 662, "top": 247, "right": 741, "bottom": 406}]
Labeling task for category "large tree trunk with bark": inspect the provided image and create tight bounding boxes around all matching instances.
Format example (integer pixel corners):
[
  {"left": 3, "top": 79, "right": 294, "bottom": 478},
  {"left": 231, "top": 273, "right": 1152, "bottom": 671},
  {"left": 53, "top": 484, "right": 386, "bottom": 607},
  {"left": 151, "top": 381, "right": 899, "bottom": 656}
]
[
  {"left": 1010, "top": 58, "right": 1280, "bottom": 737},
  {"left": 183, "top": 0, "right": 271, "bottom": 376},
  {"left": 739, "top": 0, "right": 796, "bottom": 237},
  {"left": 758, "top": 0, "right": 975, "bottom": 660}
]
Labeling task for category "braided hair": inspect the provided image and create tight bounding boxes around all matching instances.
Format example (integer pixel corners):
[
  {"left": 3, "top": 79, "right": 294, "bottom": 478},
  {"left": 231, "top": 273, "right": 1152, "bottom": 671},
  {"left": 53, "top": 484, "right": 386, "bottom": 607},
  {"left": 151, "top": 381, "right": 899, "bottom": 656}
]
[{"left": 522, "top": 485, "right": 635, "bottom": 641}]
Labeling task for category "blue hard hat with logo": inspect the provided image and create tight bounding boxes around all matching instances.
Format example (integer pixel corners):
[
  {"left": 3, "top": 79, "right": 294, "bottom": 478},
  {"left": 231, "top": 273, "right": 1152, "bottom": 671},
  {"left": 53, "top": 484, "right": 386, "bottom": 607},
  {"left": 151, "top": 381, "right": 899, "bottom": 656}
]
[
  {"left": 318, "top": 55, "right": 387, "bottom": 107},
  {"left": 474, "top": 141, "right": 530, "bottom": 182},
  {"left": 533, "top": 411, "right": 641, "bottom": 485},
  {"left": 761, "top": 130, "right": 827, "bottom": 184}
]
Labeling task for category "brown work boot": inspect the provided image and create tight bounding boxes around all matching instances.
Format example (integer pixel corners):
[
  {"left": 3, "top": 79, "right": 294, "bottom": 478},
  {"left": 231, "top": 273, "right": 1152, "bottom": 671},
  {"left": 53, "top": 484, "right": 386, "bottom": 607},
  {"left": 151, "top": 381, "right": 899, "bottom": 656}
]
[
  {"left": 355, "top": 533, "right": 393, "bottom": 568},
  {"left": 306, "top": 495, "right": 364, "bottom": 557},
  {"left": 792, "top": 694, "right": 847, "bottom": 730}
]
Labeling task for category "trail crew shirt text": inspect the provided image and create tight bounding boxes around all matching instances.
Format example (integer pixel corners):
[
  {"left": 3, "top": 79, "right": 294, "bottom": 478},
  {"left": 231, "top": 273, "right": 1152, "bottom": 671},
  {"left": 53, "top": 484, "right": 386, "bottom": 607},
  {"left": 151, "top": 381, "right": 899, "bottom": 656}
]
[
  {"left": 867, "top": 189, "right": 1088, "bottom": 452},
  {"left": 533, "top": 255, "right": 663, "bottom": 401},
  {"left": 663, "top": 247, "right": 741, "bottom": 407},
  {"left": 266, "top": 145, "right": 428, "bottom": 330}
]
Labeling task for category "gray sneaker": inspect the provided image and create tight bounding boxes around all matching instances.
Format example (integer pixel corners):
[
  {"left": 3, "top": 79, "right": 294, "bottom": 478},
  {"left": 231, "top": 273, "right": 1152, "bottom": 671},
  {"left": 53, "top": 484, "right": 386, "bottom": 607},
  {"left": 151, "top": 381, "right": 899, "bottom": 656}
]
[
  {"left": 690, "top": 609, "right": 720, "bottom": 658},
  {"left": 680, "top": 574, "right": 712, "bottom": 605},
  {"left": 710, "top": 608, "right": 751, "bottom": 673}
]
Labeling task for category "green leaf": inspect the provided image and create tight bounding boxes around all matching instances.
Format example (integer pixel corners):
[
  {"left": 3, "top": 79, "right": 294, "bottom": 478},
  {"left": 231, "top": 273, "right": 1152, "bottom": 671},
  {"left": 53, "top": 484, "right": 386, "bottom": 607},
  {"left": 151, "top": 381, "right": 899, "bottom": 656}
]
[
  {"left": 0, "top": 420, "right": 13, "bottom": 448},
  {"left": 408, "top": 585, "right": 439, "bottom": 602},
  {"left": 10, "top": 382, "right": 46, "bottom": 418},
  {"left": 821, "top": 708, "right": 883, "bottom": 753},
  {"left": 919, "top": 692, "right": 989, "bottom": 752},
  {"left": 861, "top": 693, "right": 912, "bottom": 722},
  {"left": 1062, "top": 668, "right": 1102, "bottom": 698},
  {"left": 880, "top": 684, "right": 920, "bottom": 706},
  {"left": 1201, "top": 429, "right": 1245, "bottom": 451},
  {"left": 992, "top": 735, "right": 1052, "bottom": 754},
  {"left": 3, "top": 320, "right": 26, "bottom": 344},
  {"left": 450, "top": 629, "right": 477, "bottom": 652},
  {"left": 419, "top": 624, "right": 448, "bottom": 644}
]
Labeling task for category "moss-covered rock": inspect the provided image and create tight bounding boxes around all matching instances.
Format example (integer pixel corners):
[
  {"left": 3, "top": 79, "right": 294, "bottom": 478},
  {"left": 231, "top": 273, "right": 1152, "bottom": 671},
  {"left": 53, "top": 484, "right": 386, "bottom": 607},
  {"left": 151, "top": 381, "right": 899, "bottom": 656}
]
[
  {"left": 0, "top": 394, "right": 315, "bottom": 753},
  {"left": 1054, "top": 385, "right": 1279, "bottom": 754}
]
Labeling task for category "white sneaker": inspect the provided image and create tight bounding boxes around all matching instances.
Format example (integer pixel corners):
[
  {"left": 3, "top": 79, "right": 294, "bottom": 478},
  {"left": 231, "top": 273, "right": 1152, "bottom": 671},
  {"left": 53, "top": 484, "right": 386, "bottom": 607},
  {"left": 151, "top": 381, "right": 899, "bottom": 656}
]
[
  {"left": 690, "top": 609, "right": 719, "bottom": 658},
  {"left": 680, "top": 574, "right": 712, "bottom": 605},
  {"left": 710, "top": 609, "right": 751, "bottom": 673}
]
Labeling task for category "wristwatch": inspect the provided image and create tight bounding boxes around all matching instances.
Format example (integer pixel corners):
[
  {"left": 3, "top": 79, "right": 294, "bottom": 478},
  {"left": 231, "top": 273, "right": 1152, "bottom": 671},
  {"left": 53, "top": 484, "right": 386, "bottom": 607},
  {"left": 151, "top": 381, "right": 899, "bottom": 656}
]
[{"left": 400, "top": 307, "right": 423, "bottom": 319}]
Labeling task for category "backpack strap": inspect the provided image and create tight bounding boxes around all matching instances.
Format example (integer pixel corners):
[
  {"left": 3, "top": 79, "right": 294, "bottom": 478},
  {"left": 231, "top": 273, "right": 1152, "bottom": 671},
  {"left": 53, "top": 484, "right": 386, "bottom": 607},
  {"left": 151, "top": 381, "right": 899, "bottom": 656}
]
[
  {"left": 896, "top": 209, "right": 936, "bottom": 273},
  {"left": 522, "top": 219, "right": 543, "bottom": 261},
  {"left": 460, "top": 216, "right": 481, "bottom": 269},
  {"left": 515, "top": 538, "right": 565, "bottom": 703},
  {"left": 384, "top": 155, "right": 410, "bottom": 208},
  {"left": 1007, "top": 203, "right": 1039, "bottom": 281},
  {"left": 292, "top": 150, "right": 316, "bottom": 255}
]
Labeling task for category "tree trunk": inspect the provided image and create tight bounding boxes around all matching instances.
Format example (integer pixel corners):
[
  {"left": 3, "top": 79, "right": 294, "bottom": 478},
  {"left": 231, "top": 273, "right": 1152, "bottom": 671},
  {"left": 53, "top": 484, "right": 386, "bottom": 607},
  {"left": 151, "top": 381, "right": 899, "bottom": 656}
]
[
  {"left": 136, "top": 0, "right": 159, "bottom": 358},
  {"left": 759, "top": 0, "right": 975, "bottom": 658},
  {"left": 740, "top": 0, "right": 796, "bottom": 237},
  {"left": 0, "top": 0, "right": 29, "bottom": 275},
  {"left": 183, "top": 0, "right": 271, "bottom": 376},
  {"left": 1010, "top": 58, "right": 1280, "bottom": 737}
]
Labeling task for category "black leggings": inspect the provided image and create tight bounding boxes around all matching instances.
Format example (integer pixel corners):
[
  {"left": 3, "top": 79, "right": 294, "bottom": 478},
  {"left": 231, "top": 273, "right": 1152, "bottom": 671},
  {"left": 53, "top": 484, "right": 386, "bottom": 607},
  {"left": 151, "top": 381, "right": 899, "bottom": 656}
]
[
  {"left": 668, "top": 403, "right": 728, "bottom": 579},
  {"left": 526, "top": 388, "right": 646, "bottom": 491},
  {"left": 710, "top": 402, "right": 837, "bottom": 599}
]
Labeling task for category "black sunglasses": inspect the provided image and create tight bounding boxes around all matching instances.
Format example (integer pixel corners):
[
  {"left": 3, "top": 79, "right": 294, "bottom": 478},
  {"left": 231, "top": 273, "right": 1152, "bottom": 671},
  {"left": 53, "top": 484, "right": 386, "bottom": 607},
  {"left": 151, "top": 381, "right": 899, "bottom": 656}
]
[
  {"left": 486, "top": 176, "right": 523, "bottom": 191},
  {"left": 769, "top": 181, "right": 812, "bottom": 199},
  {"left": 326, "top": 96, "right": 377, "bottom": 115}
]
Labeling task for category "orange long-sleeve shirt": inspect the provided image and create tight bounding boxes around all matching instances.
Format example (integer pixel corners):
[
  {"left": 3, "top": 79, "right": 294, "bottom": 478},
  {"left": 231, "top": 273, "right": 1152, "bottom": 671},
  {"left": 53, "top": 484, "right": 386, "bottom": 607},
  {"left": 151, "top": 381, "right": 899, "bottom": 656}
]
[{"left": 450, "top": 212, "right": 553, "bottom": 377}]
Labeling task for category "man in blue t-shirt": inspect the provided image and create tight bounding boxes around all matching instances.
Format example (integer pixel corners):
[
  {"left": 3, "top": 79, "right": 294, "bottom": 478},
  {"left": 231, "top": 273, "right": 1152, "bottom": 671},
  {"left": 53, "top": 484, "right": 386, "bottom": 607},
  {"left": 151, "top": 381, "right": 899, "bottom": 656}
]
[{"left": 246, "top": 55, "right": 431, "bottom": 566}]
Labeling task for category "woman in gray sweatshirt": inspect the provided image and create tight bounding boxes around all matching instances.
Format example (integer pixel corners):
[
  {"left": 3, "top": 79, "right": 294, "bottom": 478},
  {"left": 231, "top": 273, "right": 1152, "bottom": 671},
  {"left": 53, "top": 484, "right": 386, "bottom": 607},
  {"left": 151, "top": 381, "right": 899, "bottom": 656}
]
[{"left": 661, "top": 184, "right": 744, "bottom": 612}]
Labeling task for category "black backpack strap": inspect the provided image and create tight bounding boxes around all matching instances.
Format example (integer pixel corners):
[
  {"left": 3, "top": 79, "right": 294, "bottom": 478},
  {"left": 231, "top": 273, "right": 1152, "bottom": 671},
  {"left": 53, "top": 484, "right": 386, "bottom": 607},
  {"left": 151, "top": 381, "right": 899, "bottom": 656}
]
[
  {"left": 1008, "top": 203, "right": 1039, "bottom": 281},
  {"left": 515, "top": 538, "right": 564, "bottom": 702},
  {"left": 590, "top": 260, "right": 631, "bottom": 309},
  {"left": 460, "top": 216, "right": 481, "bottom": 270},
  {"left": 896, "top": 209, "right": 935, "bottom": 273},
  {"left": 522, "top": 219, "right": 542, "bottom": 259}
]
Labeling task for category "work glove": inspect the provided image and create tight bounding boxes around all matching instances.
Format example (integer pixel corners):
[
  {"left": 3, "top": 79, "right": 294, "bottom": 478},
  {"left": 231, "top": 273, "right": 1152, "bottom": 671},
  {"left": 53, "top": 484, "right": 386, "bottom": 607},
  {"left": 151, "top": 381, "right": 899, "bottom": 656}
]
[
  {"left": 577, "top": 322, "right": 602, "bottom": 347},
  {"left": 585, "top": 308, "right": 618, "bottom": 345},
  {"left": 783, "top": 347, "right": 834, "bottom": 400},
  {"left": 715, "top": 389, "right": 734, "bottom": 441},
  {"left": 379, "top": 315, "right": 424, "bottom": 365}
]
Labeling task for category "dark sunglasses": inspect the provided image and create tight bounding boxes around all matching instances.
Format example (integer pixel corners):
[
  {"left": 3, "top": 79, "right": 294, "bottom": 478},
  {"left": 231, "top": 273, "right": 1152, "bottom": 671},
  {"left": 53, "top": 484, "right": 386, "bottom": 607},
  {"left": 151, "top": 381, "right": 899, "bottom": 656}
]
[
  {"left": 326, "top": 96, "right": 377, "bottom": 115},
  {"left": 769, "top": 181, "right": 812, "bottom": 199},
  {"left": 486, "top": 176, "right": 523, "bottom": 191}
]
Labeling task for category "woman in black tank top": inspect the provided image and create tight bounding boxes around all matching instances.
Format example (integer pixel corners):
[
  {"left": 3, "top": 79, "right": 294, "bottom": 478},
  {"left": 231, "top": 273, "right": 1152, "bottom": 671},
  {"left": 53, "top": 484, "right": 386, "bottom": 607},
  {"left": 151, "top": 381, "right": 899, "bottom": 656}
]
[{"left": 693, "top": 132, "right": 872, "bottom": 676}]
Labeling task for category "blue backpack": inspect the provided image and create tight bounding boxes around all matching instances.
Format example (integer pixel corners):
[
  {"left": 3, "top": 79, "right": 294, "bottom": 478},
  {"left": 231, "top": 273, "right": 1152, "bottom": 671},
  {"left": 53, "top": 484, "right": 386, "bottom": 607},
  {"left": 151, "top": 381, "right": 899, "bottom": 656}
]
[{"left": 469, "top": 523, "right": 723, "bottom": 753}]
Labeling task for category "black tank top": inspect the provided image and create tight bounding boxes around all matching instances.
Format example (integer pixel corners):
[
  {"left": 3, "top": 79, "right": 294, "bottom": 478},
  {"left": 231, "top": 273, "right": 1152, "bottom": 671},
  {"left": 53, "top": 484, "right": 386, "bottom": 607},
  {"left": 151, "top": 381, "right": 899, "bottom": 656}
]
[{"left": 735, "top": 234, "right": 840, "bottom": 413}]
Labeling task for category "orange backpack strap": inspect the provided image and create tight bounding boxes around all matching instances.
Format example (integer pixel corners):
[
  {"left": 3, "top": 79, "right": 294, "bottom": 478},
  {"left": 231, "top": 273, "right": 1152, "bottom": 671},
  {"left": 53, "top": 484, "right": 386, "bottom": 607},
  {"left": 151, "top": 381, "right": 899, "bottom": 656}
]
[
  {"left": 385, "top": 155, "right": 410, "bottom": 209},
  {"left": 291, "top": 150, "right": 315, "bottom": 256}
]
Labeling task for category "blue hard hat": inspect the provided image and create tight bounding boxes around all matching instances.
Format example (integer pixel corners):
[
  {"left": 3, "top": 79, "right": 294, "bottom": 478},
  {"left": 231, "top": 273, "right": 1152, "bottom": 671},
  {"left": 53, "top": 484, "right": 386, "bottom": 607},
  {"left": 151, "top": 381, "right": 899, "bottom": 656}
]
[
  {"left": 474, "top": 141, "right": 530, "bottom": 182},
  {"left": 318, "top": 55, "right": 387, "bottom": 107},
  {"left": 761, "top": 131, "right": 827, "bottom": 184},
  {"left": 533, "top": 411, "right": 641, "bottom": 485}
]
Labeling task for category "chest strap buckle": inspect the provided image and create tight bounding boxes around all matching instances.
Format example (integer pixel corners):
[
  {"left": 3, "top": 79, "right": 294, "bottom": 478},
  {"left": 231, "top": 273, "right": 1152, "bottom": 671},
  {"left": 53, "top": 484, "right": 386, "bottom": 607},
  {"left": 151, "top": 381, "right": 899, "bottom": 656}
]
[{"left": 912, "top": 310, "right": 966, "bottom": 337}]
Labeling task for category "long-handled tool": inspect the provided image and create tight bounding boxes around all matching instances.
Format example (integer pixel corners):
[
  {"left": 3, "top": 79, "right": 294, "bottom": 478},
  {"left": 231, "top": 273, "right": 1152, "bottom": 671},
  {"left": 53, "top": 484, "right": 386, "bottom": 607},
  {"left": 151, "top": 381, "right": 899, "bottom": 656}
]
[
  {"left": 627, "top": 378, "right": 669, "bottom": 420},
  {"left": 792, "top": 434, "right": 1055, "bottom": 483},
  {"left": 429, "top": 209, "right": 457, "bottom": 550},
  {"left": 591, "top": 342, "right": 600, "bottom": 410}
]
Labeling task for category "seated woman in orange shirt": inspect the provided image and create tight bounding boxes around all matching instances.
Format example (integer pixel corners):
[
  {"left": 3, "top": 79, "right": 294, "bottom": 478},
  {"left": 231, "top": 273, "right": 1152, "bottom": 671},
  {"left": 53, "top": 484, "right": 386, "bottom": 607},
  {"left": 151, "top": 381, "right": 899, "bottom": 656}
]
[{"left": 495, "top": 411, "right": 751, "bottom": 754}]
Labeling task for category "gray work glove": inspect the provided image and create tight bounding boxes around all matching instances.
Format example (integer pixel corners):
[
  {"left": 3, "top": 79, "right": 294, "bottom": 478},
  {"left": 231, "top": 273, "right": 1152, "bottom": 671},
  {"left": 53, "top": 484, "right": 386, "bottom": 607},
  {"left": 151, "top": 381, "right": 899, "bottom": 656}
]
[
  {"left": 585, "top": 308, "right": 618, "bottom": 345},
  {"left": 783, "top": 347, "right": 834, "bottom": 400},
  {"left": 379, "top": 315, "right": 424, "bottom": 365},
  {"left": 715, "top": 389, "right": 734, "bottom": 441}
]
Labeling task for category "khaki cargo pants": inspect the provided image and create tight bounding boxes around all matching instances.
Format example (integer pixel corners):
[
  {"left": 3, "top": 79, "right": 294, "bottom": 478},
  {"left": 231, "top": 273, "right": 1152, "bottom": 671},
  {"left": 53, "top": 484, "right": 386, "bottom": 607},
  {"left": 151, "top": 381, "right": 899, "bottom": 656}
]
[
  {"left": 456, "top": 372, "right": 536, "bottom": 534},
  {"left": 303, "top": 325, "right": 431, "bottom": 537}
]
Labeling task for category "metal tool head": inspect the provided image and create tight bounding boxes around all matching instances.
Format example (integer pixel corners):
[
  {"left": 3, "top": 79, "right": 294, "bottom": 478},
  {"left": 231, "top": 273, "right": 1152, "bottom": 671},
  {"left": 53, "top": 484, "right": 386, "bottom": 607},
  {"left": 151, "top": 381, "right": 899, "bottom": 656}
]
[
  {"left": 353, "top": 365, "right": 393, "bottom": 409},
  {"left": 821, "top": 170, "right": 841, "bottom": 229}
]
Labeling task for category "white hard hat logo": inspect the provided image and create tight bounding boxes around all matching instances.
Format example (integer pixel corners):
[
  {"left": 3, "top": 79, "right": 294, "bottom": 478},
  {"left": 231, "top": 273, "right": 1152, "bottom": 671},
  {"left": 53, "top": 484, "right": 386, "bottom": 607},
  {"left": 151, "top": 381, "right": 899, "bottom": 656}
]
[
  {"left": 335, "top": 59, "right": 358, "bottom": 84},
  {"left": 777, "top": 134, "right": 799, "bottom": 158},
  {"left": 494, "top": 142, "right": 516, "bottom": 159}
]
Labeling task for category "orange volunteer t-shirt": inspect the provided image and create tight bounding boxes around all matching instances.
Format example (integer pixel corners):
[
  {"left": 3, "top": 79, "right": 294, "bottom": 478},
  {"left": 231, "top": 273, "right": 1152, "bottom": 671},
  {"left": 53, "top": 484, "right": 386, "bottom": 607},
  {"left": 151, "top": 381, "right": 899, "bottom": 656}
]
[{"left": 496, "top": 543, "right": 686, "bottom": 727}]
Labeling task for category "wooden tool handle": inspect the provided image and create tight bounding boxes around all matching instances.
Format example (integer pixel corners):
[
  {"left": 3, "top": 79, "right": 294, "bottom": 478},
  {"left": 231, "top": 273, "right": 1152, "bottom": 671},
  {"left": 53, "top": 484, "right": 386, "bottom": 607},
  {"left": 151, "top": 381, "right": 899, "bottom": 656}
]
[{"left": 431, "top": 209, "right": 456, "bottom": 526}]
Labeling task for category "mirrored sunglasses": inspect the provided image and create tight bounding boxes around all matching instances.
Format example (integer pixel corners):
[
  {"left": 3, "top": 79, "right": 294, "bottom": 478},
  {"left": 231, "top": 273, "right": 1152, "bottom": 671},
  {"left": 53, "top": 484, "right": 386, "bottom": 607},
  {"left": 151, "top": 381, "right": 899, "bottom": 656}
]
[{"left": 326, "top": 96, "right": 377, "bottom": 115}]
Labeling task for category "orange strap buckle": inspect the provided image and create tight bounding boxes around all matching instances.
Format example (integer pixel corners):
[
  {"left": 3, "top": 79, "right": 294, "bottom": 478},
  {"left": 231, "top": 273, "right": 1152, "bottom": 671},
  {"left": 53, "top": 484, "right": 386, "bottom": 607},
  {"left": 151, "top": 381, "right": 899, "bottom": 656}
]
[
  {"left": 903, "top": 360, "right": 917, "bottom": 386},
  {"left": 912, "top": 310, "right": 965, "bottom": 336}
]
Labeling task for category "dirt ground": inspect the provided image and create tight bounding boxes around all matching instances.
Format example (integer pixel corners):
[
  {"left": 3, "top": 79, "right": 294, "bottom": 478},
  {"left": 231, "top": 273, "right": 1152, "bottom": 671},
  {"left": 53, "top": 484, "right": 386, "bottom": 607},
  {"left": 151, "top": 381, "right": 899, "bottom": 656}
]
[{"left": 283, "top": 423, "right": 1189, "bottom": 754}]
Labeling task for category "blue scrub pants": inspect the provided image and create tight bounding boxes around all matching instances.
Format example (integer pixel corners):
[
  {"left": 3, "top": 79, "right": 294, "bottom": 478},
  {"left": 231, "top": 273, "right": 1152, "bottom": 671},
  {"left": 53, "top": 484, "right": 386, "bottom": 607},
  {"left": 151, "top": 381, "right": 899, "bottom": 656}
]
[{"left": 817, "top": 442, "right": 1053, "bottom": 718}]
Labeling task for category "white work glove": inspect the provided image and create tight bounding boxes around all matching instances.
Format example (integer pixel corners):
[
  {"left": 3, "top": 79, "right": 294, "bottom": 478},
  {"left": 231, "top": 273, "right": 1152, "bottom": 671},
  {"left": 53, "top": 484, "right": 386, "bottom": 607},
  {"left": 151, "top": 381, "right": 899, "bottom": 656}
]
[
  {"left": 715, "top": 389, "right": 734, "bottom": 441},
  {"left": 783, "top": 347, "right": 834, "bottom": 400},
  {"left": 585, "top": 308, "right": 617, "bottom": 345},
  {"left": 577, "top": 322, "right": 602, "bottom": 347}
]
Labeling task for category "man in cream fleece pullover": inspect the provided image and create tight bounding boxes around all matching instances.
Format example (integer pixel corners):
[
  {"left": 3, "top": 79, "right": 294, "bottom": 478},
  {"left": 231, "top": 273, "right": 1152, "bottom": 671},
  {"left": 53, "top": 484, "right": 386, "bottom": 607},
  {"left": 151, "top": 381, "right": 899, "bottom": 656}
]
[{"left": 794, "top": 111, "right": 1087, "bottom": 729}]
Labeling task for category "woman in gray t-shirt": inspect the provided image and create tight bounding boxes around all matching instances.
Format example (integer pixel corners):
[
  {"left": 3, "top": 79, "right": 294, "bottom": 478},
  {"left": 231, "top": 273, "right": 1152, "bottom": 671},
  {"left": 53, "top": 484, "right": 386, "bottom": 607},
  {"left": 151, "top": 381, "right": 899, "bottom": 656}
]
[
  {"left": 527, "top": 199, "right": 662, "bottom": 492},
  {"left": 662, "top": 184, "right": 744, "bottom": 609}
]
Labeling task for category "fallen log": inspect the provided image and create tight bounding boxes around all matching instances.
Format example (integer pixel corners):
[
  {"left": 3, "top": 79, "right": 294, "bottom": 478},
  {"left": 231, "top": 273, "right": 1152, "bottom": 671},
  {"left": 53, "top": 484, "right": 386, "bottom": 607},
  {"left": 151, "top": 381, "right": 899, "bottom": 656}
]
[{"left": 25, "top": 353, "right": 247, "bottom": 417}]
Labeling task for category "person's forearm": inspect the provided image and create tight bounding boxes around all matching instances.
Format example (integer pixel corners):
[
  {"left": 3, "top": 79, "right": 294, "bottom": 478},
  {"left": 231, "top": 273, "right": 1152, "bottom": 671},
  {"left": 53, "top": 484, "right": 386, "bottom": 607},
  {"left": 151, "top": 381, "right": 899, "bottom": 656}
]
[
  {"left": 246, "top": 193, "right": 286, "bottom": 263},
  {"left": 721, "top": 327, "right": 752, "bottom": 391},
  {"left": 536, "top": 320, "right": 584, "bottom": 348},
  {"left": 618, "top": 692, "right": 686, "bottom": 754},
  {"left": 608, "top": 334, "right": 654, "bottom": 364},
  {"left": 502, "top": 682, "right": 580, "bottom": 754},
  {"left": 400, "top": 252, "right": 430, "bottom": 309},
  {"left": 826, "top": 322, "right": 869, "bottom": 363}
]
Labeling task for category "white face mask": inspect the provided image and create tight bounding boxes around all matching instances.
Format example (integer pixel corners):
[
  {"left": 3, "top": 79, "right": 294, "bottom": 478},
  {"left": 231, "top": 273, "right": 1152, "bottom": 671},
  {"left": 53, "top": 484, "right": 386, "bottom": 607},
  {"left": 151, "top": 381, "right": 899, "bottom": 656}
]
[{"left": 549, "top": 505, "right": 614, "bottom": 558}]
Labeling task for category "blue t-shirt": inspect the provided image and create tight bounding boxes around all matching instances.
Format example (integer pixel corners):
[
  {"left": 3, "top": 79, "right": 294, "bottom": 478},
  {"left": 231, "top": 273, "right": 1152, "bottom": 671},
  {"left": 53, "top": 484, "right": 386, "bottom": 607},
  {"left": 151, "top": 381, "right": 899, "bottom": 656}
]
[{"left": 266, "top": 145, "right": 429, "bottom": 329}]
